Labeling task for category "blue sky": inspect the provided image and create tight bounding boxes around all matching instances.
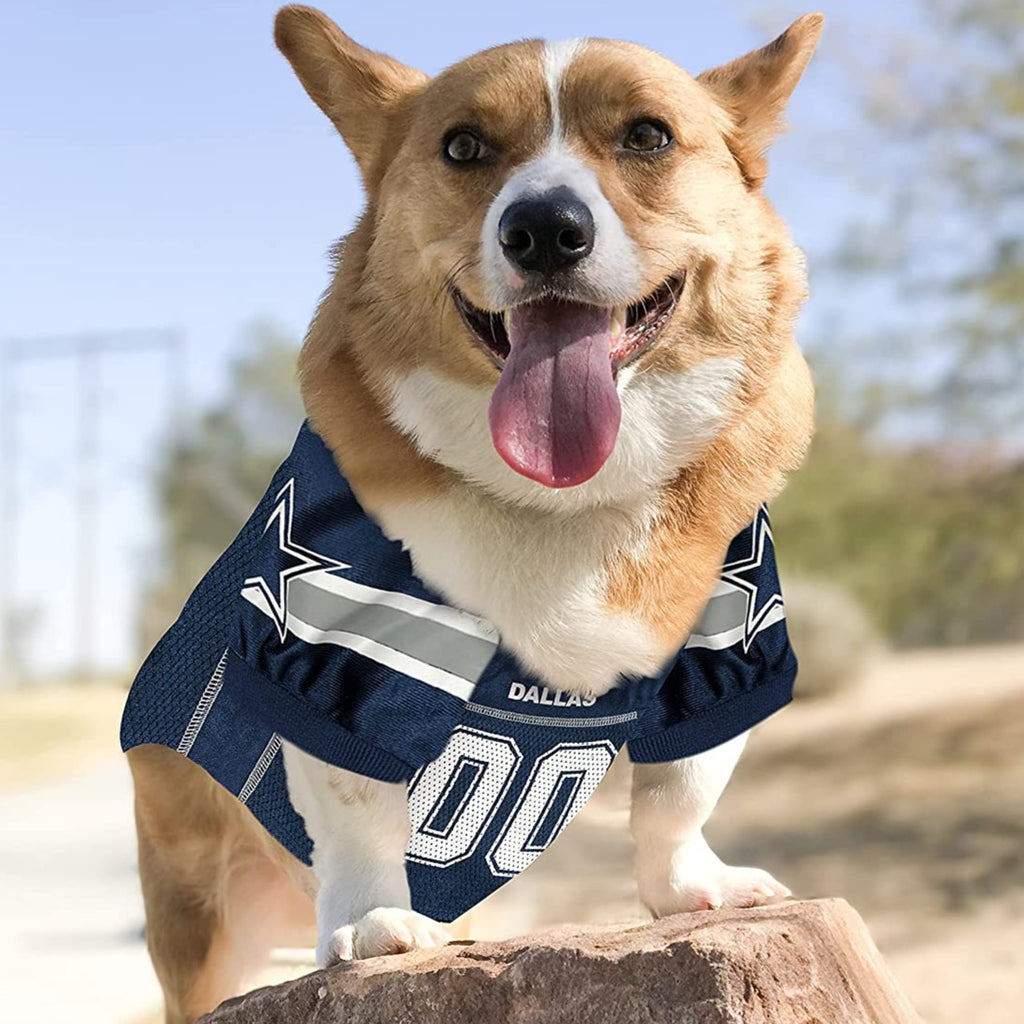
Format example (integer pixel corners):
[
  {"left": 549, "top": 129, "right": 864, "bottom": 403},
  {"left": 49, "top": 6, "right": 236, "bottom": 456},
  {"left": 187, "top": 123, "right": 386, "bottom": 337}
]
[{"left": 0, "top": 0, "right": 914, "bottom": 677}]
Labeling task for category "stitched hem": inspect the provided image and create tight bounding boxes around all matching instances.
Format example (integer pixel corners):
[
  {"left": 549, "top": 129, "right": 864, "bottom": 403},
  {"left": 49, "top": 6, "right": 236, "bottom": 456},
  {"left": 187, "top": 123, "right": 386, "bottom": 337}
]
[
  {"left": 221, "top": 648, "right": 414, "bottom": 782},
  {"left": 626, "top": 668, "right": 795, "bottom": 763}
]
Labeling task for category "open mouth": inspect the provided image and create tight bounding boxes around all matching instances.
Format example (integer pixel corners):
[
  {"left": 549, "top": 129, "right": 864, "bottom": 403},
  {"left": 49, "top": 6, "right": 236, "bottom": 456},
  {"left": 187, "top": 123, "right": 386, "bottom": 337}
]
[
  {"left": 449, "top": 273, "right": 686, "bottom": 490},
  {"left": 452, "top": 272, "right": 685, "bottom": 374}
]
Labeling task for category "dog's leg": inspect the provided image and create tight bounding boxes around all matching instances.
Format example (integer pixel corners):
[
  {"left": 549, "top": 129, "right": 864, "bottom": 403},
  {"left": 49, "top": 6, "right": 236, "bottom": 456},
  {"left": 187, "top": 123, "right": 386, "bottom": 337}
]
[
  {"left": 630, "top": 733, "right": 791, "bottom": 915},
  {"left": 282, "top": 742, "right": 451, "bottom": 965},
  {"left": 129, "top": 745, "right": 314, "bottom": 1024}
]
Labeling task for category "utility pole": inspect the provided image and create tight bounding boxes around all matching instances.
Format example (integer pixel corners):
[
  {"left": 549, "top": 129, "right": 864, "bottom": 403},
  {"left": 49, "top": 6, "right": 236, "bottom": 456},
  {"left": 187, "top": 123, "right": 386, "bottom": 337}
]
[
  {"left": 0, "top": 329, "right": 183, "bottom": 688},
  {"left": 0, "top": 347, "right": 18, "bottom": 686}
]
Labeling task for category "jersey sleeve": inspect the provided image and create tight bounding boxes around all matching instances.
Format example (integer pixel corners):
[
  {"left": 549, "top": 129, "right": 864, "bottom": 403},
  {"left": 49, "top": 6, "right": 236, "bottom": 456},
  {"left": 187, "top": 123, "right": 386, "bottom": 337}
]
[
  {"left": 626, "top": 507, "right": 797, "bottom": 764},
  {"left": 217, "top": 424, "right": 501, "bottom": 780}
]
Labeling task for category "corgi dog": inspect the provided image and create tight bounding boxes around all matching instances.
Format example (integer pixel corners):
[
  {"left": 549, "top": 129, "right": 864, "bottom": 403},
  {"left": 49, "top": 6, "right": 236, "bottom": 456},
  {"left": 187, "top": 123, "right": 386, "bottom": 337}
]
[{"left": 125, "top": 6, "right": 820, "bottom": 1021}]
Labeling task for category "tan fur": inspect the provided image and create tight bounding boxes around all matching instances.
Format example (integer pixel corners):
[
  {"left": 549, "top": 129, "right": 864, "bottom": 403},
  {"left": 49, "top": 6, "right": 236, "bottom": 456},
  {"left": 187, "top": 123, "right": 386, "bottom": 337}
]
[
  {"left": 698, "top": 13, "right": 824, "bottom": 189},
  {"left": 132, "top": 7, "right": 821, "bottom": 1018},
  {"left": 606, "top": 343, "right": 813, "bottom": 645},
  {"left": 128, "top": 744, "right": 317, "bottom": 1022},
  {"left": 294, "top": 11, "right": 819, "bottom": 652}
]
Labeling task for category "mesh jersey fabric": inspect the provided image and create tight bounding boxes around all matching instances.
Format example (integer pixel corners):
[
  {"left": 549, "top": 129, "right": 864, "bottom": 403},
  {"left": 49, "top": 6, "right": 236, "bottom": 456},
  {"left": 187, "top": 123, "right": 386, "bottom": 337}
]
[{"left": 121, "top": 421, "right": 797, "bottom": 922}]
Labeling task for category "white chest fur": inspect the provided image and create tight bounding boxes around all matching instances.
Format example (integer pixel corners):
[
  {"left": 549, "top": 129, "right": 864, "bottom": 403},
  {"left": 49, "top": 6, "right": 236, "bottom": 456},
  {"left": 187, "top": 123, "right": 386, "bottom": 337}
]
[
  {"left": 378, "top": 356, "right": 745, "bottom": 694},
  {"left": 374, "top": 490, "right": 664, "bottom": 695}
]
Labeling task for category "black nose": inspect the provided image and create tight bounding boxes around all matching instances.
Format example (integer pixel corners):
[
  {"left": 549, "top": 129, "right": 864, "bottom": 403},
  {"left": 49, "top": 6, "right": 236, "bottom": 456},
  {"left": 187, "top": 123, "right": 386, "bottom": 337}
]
[{"left": 498, "top": 187, "right": 595, "bottom": 275}]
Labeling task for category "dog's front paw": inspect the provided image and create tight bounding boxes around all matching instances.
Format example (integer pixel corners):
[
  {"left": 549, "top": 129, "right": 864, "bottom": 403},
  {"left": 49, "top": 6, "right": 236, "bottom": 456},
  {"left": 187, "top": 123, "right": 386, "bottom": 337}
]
[
  {"left": 320, "top": 907, "right": 451, "bottom": 965},
  {"left": 638, "top": 843, "right": 791, "bottom": 917}
]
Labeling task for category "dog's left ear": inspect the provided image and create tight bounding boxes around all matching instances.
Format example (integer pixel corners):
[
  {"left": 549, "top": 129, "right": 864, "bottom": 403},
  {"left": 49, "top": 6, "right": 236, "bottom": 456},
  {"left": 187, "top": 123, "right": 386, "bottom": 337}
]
[
  {"left": 274, "top": 5, "right": 427, "bottom": 186},
  {"left": 698, "top": 13, "right": 824, "bottom": 189}
]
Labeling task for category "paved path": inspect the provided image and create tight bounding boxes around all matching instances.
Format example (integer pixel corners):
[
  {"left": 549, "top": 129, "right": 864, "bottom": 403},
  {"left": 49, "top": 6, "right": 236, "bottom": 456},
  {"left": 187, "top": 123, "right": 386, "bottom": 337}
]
[{"left": 0, "top": 757, "right": 162, "bottom": 1023}]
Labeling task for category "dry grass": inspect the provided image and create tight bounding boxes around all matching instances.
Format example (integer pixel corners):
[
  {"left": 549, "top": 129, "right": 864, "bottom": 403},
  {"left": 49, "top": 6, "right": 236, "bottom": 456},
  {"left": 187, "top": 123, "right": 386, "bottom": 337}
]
[{"left": 0, "top": 684, "right": 127, "bottom": 790}]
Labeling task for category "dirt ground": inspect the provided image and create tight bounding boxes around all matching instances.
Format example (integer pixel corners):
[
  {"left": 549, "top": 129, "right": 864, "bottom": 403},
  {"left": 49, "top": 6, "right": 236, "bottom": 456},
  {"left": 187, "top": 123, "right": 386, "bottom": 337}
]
[
  {"left": 469, "top": 644, "right": 1024, "bottom": 1024},
  {"left": 5, "top": 646, "right": 1022, "bottom": 1023}
]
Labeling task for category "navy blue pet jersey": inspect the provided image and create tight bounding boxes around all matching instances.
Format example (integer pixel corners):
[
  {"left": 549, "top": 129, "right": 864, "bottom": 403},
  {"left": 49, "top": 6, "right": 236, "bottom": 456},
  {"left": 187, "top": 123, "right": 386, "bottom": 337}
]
[{"left": 121, "top": 422, "right": 797, "bottom": 922}]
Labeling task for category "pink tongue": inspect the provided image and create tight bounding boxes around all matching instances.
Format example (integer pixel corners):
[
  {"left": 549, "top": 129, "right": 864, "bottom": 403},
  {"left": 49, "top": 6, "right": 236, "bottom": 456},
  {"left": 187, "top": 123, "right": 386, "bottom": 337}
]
[{"left": 488, "top": 301, "right": 621, "bottom": 488}]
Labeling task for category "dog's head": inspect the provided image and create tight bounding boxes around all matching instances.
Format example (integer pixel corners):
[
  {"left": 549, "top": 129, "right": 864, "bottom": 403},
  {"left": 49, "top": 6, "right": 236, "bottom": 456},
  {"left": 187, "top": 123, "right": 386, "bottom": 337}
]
[{"left": 277, "top": 6, "right": 821, "bottom": 509}]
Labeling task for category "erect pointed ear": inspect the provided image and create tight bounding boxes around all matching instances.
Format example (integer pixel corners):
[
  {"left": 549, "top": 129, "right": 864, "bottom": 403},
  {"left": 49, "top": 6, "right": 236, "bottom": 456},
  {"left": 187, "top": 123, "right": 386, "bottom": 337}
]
[
  {"left": 697, "top": 13, "right": 823, "bottom": 189},
  {"left": 274, "top": 5, "right": 427, "bottom": 182}
]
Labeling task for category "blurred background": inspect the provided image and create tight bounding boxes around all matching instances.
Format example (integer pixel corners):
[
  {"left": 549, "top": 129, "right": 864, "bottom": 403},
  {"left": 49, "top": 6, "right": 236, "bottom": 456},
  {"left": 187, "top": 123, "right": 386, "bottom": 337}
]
[{"left": 1, "top": 0, "right": 1020, "bottom": 1021}]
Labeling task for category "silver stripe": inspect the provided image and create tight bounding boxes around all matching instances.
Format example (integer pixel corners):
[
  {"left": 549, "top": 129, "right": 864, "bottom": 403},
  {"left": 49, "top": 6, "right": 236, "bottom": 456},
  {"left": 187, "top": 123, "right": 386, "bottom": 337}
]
[
  {"left": 303, "top": 568, "right": 497, "bottom": 642},
  {"left": 690, "top": 589, "right": 748, "bottom": 638},
  {"left": 238, "top": 733, "right": 282, "bottom": 805},
  {"left": 241, "top": 586, "right": 478, "bottom": 699},
  {"left": 686, "top": 603, "right": 786, "bottom": 651},
  {"left": 287, "top": 577, "right": 498, "bottom": 682},
  {"left": 466, "top": 702, "right": 638, "bottom": 729},
  {"left": 177, "top": 647, "right": 229, "bottom": 756}
]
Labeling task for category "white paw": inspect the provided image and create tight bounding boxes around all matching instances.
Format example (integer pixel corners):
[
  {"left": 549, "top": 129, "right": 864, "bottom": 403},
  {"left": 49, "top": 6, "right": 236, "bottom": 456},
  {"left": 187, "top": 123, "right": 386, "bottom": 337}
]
[
  {"left": 639, "top": 844, "right": 791, "bottom": 917},
  {"left": 320, "top": 907, "right": 451, "bottom": 965}
]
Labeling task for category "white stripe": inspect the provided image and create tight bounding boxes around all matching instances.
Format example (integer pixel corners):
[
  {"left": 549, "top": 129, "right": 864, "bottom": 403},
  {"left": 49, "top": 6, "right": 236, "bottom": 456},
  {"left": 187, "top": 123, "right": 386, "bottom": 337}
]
[
  {"left": 241, "top": 587, "right": 477, "bottom": 701},
  {"left": 480, "top": 37, "right": 641, "bottom": 310},
  {"left": 238, "top": 733, "right": 282, "bottom": 804},
  {"left": 177, "top": 647, "right": 229, "bottom": 755},
  {"left": 300, "top": 568, "right": 498, "bottom": 643},
  {"left": 685, "top": 604, "right": 787, "bottom": 652},
  {"left": 542, "top": 39, "right": 586, "bottom": 143}
]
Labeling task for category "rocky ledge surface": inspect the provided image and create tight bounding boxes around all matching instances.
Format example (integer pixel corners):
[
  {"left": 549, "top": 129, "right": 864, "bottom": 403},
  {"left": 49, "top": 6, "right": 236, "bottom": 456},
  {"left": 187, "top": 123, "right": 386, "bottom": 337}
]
[{"left": 201, "top": 898, "right": 921, "bottom": 1024}]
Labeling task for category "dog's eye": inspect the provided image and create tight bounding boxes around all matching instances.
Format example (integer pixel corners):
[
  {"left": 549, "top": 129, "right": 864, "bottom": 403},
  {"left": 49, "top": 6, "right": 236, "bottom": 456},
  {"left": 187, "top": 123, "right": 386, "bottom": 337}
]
[
  {"left": 443, "top": 130, "right": 489, "bottom": 165},
  {"left": 623, "top": 120, "right": 673, "bottom": 153}
]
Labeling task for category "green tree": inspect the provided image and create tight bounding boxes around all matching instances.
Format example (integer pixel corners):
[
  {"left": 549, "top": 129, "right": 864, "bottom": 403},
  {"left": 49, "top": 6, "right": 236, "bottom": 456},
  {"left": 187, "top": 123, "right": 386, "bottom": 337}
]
[
  {"left": 769, "top": 0, "right": 1024, "bottom": 648},
  {"left": 138, "top": 322, "right": 302, "bottom": 651},
  {"left": 773, "top": 405, "right": 1024, "bottom": 646},
  {"left": 827, "top": 0, "right": 1023, "bottom": 437}
]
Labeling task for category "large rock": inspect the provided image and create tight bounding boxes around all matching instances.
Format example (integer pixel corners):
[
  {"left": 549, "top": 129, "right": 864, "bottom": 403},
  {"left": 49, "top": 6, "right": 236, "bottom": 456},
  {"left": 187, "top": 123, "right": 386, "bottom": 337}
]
[{"left": 201, "top": 898, "right": 921, "bottom": 1024}]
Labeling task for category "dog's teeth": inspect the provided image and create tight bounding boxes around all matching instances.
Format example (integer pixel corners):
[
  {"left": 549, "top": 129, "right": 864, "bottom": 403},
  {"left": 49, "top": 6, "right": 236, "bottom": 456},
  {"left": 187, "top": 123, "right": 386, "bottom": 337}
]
[
  {"left": 502, "top": 311, "right": 510, "bottom": 331},
  {"left": 611, "top": 307, "right": 626, "bottom": 339}
]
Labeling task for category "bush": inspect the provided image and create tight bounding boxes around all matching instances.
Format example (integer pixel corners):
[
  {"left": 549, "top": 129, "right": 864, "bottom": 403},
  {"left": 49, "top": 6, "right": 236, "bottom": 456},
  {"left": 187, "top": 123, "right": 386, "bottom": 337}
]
[{"left": 784, "top": 579, "right": 884, "bottom": 700}]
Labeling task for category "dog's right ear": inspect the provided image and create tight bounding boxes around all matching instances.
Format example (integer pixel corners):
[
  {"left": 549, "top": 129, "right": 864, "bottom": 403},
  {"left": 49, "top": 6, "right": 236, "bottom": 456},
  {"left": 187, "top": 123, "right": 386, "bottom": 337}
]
[{"left": 274, "top": 5, "right": 427, "bottom": 184}]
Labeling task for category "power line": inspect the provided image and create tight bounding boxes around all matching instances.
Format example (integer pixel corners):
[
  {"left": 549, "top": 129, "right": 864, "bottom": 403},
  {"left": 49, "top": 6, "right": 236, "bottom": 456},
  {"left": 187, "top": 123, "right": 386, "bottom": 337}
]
[{"left": 0, "top": 329, "right": 184, "bottom": 688}]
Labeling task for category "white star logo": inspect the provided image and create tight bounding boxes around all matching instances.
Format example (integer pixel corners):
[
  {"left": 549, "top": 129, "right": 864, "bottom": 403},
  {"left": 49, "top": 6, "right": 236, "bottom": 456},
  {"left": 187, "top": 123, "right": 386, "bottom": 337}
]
[
  {"left": 719, "top": 506, "right": 784, "bottom": 652},
  {"left": 243, "top": 478, "right": 349, "bottom": 642}
]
